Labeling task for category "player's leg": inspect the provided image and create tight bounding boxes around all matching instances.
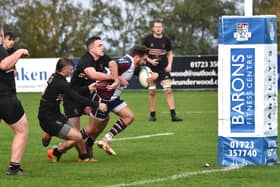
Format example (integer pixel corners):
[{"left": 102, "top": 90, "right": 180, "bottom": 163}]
[
  {"left": 41, "top": 100, "right": 83, "bottom": 148},
  {"left": 82, "top": 94, "right": 109, "bottom": 160},
  {"left": 63, "top": 101, "right": 91, "bottom": 162},
  {"left": 57, "top": 128, "right": 84, "bottom": 149},
  {"left": 98, "top": 104, "right": 134, "bottom": 156},
  {"left": 7, "top": 114, "right": 28, "bottom": 175},
  {"left": 47, "top": 121, "right": 87, "bottom": 163},
  {"left": 67, "top": 116, "right": 90, "bottom": 162},
  {"left": 83, "top": 113, "right": 109, "bottom": 159},
  {"left": 42, "top": 132, "right": 52, "bottom": 147},
  {"left": 148, "top": 82, "right": 157, "bottom": 122},
  {"left": 102, "top": 103, "right": 134, "bottom": 142},
  {"left": 85, "top": 117, "right": 109, "bottom": 158},
  {"left": 2, "top": 95, "right": 28, "bottom": 175},
  {"left": 161, "top": 78, "right": 183, "bottom": 122}
]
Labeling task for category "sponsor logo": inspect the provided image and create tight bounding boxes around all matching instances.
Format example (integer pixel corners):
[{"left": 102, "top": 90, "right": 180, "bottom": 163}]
[
  {"left": 230, "top": 48, "right": 255, "bottom": 133},
  {"left": 233, "top": 23, "right": 252, "bottom": 41}
]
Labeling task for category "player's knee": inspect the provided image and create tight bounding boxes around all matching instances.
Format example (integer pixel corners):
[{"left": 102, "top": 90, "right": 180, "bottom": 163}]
[
  {"left": 128, "top": 113, "right": 135, "bottom": 124},
  {"left": 164, "top": 87, "right": 172, "bottom": 95},
  {"left": 77, "top": 135, "right": 84, "bottom": 142},
  {"left": 124, "top": 116, "right": 135, "bottom": 125},
  {"left": 73, "top": 131, "right": 84, "bottom": 142},
  {"left": 149, "top": 89, "right": 156, "bottom": 96},
  {"left": 123, "top": 114, "right": 134, "bottom": 125}
]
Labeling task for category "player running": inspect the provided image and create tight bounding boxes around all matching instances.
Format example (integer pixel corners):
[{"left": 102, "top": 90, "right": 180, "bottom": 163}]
[{"left": 87, "top": 45, "right": 157, "bottom": 156}]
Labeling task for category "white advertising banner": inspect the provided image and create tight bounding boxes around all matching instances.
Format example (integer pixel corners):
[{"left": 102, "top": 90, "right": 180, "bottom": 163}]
[{"left": 15, "top": 58, "right": 59, "bottom": 92}]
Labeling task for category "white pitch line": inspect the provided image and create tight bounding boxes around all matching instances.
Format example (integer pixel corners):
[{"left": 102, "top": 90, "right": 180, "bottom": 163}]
[
  {"left": 103, "top": 166, "right": 242, "bottom": 187},
  {"left": 111, "top": 132, "right": 174, "bottom": 142},
  {"left": 161, "top": 111, "right": 217, "bottom": 114}
]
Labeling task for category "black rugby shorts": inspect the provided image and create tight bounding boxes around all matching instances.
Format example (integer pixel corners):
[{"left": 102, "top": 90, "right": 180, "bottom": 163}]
[
  {"left": 0, "top": 94, "right": 24, "bottom": 124},
  {"left": 38, "top": 113, "right": 69, "bottom": 136},
  {"left": 63, "top": 98, "right": 85, "bottom": 118}
]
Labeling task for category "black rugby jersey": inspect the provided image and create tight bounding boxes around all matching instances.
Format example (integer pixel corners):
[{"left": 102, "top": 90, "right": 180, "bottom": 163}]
[
  {"left": 0, "top": 45, "right": 16, "bottom": 95},
  {"left": 142, "top": 34, "right": 171, "bottom": 69},
  {"left": 39, "top": 72, "right": 98, "bottom": 115},
  {"left": 70, "top": 52, "right": 111, "bottom": 97}
]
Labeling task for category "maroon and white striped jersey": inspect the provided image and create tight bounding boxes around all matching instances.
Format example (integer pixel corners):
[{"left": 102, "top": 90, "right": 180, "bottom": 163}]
[{"left": 96, "top": 54, "right": 135, "bottom": 100}]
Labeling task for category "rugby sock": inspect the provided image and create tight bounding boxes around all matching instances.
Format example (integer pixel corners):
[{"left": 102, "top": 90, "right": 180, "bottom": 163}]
[
  {"left": 9, "top": 162, "right": 20, "bottom": 170},
  {"left": 170, "top": 109, "right": 176, "bottom": 118},
  {"left": 106, "top": 119, "right": 127, "bottom": 140},
  {"left": 53, "top": 148, "right": 63, "bottom": 157},
  {"left": 80, "top": 128, "right": 88, "bottom": 139},
  {"left": 86, "top": 137, "right": 95, "bottom": 147},
  {"left": 86, "top": 137, "right": 95, "bottom": 159},
  {"left": 78, "top": 153, "right": 89, "bottom": 160},
  {"left": 150, "top": 111, "right": 156, "bottom": 118}
]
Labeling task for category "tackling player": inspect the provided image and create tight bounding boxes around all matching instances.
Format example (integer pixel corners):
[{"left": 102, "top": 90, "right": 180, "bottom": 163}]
[
  {"left": 42, "top": 36, "right": 119, "bottom": 162},
  {"left": 38, "top": 58, "right": 107, "bottom": 163}
]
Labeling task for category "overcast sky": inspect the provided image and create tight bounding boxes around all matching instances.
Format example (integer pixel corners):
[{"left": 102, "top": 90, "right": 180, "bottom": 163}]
[{"left": 72, "top": 0, "right": 90, "bottom": 8}]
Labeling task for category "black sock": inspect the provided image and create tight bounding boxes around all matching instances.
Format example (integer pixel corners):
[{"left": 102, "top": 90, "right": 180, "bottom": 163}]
[
  {"left": 9, "top": 162, "right": 20, "bottom": 170},
  {"left": 170, "top": 109, "right": 176, "bottom": 118},
  {"left": 86, "top": 137, "right": 95, "bottom": 158},
  {"left": 53, "top": 148, "right": 63, "bottom": 157},
  {"left": 79, "top": 153, "right": 89, "bottom": 160},
  {"left": 86, "top": 137, "right": 95, "bottom": 147},
  {"left": 150, "top": 111, "right": 156, "bottom": 117}
]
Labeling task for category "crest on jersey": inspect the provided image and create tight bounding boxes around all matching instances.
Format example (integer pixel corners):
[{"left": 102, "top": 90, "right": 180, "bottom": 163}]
[
  {"left": 233, "top": 23, "right": 251, "bottom": 41},
  {"left": 99, "top": 64, "right": 104, "bottom": 70}
]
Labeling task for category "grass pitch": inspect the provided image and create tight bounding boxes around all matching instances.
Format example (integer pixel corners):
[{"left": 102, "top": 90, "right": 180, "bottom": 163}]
[{"left": 0, "top": 91, "right": 279, "bottom": 187}]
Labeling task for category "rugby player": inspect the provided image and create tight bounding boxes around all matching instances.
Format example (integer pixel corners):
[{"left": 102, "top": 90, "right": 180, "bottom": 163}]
[
  {"left": 142, "top": 20, "right": 183, "bottom": 122},
  {"left": 38, "top": 58, "right": 107, "bottom": 163},
  {"left": 42, "top": 36, "right": 119, "bottom": 162},
  {"left": 87, "top": 45, "right": 157, "bottom": 156},
  {"left": 0, "top": 30, "right": 29, "bottom": 175}
]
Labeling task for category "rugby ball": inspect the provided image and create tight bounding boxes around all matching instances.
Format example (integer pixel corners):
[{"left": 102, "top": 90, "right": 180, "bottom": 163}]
[{"left": 138, "top": 66, "right": 152, "bottom": 88}]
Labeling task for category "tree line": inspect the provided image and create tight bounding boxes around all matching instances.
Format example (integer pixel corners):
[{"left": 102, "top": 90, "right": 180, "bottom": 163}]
[{"left": 0, "top": 0, "right": 278, "bottom": 57}]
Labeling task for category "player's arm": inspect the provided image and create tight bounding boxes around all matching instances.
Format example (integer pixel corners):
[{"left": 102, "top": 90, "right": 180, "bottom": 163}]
[
  {"left": 107, "top": 60, "right": 120, "bottom": 90},
  {"left": 142, "top": 37, "right": 158, "bottom": 66},
  {"left": 84, "top": 66, "right": 113, "bottom": 81},
  {"left": 73, "top": 83, "right": 96, "bottom": 95},
  {"left": 62, "top": 81, "right": 106, "bottom": 111},
  {"left": 146, "top": 57, "right": 159, "bottom": 66},
  {"left": 0, "top": 49, "right": 29, "bottom": 70},
  {"left": 75, "top": 85, "right": 90, "bottom": 95},
  {"left": 165, "top": 50, "right": 173, "bottom": 73},
  {"left": 118, "top": 76, "right": 128, "bottom": 87}
]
